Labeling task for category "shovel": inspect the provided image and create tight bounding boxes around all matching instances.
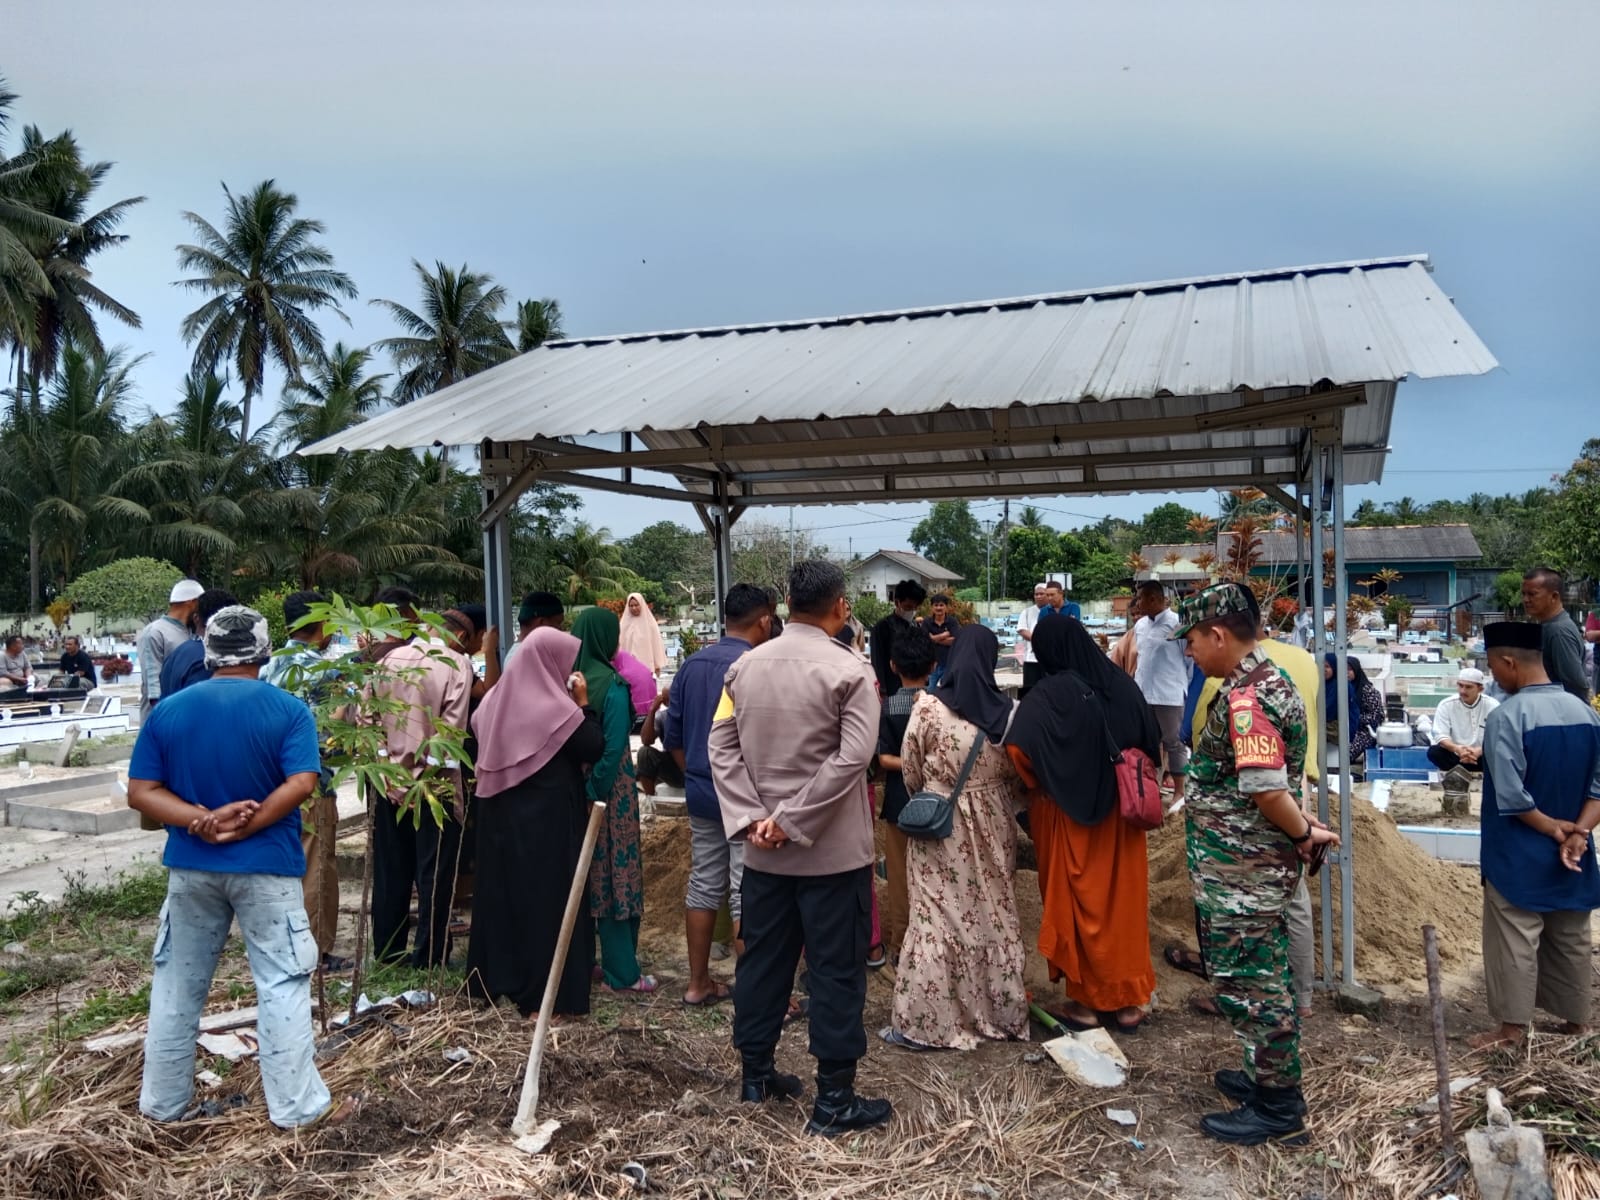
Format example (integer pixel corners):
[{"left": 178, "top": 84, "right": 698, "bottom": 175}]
[
  {"left": 1028, "top": 1002, "right": 1129, "bottom": 1088},
  {"left": 512, "top": 800, "right": 607, "bottom": 1148}
]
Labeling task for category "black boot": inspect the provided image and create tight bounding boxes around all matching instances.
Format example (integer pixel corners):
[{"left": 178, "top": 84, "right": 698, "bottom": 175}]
[
  {"left": 1200, "top": 1084, "right": 1309, "bottom": 1146},
  {"left": 805, "top": 1059, "right": 892, "bottom": 1137},
  {"left": 1213, "top": 1068, "right": 1254, "bottom": 1104},
  {"left": 739, "top": 1053, "right": 803, "bottom": 1104}
]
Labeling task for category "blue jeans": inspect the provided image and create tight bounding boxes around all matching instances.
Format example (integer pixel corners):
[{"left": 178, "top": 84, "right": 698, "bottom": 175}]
[{"left": 141, "top": 869, "right": 331, "bottom": 1128}]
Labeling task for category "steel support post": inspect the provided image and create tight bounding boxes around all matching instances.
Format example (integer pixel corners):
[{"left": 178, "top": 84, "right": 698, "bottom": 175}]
[
  {"left": 1308, "top": 446, "right": 1334, "bottom": 985},
  {"left": 481, "top": 479, "right": 515, "bottom": 662},
  {"left": 1331, "top": 434, "right": 1357, "bottom": 986}
]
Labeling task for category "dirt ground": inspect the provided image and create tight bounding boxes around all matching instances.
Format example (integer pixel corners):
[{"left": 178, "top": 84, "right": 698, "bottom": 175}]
[{"left": 1, "top": 807, "right": 1597, "bottom": 1200}]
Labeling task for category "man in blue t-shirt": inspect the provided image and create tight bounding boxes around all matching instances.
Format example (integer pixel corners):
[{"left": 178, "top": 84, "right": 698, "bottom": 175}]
[
  {"left": 662, "top": 583, "right": 776, "bottom": 1007},
  {"left": 128, "top": 606, "right": 338, "bottom": 1129}
]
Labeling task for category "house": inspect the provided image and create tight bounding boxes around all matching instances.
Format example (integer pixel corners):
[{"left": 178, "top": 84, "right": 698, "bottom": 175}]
[
  {"left": 849, "top": 550, "right": 962, "bottom": 601},
  {"left": 1138, "top": 525, "right": 1483, "bottom": 607}
]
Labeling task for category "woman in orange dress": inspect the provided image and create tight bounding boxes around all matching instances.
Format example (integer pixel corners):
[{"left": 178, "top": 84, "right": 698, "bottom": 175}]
[{"left": 1005, "top": 616, "right": 1161, "bottom": 1033}]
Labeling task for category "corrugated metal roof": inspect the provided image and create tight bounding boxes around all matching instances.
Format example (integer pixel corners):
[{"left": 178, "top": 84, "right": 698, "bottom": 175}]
[
  {"left": 855, "top": 549, "right": 963, "bottom": 582},
  {"left": 301, "top": 255, "right": 1496, "bottom": 504},
  {"left": 1245, "top": 524, "right": 1483, "bottom": 564}
]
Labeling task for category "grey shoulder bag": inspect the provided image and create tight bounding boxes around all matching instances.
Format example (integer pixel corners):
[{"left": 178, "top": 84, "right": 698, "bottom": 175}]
[{"left": 896, "top": 730, "right": 987, "bottom": 840}]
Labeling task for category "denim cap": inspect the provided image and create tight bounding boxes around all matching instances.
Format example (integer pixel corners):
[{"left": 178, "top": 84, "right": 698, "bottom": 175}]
[
  {"left": 204, "top": 605, "right": 272, "bottom": 668},
  {"left": 1171, "top": 582, "right": 1257, "bottom": 639}
]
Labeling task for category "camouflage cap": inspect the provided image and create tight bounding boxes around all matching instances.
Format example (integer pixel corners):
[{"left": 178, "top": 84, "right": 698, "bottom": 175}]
[{"left": 1170, "top": 581, "right": 1258, "bottom": 639}]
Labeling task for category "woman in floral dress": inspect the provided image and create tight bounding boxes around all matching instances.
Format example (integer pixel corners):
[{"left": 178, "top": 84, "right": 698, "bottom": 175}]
[
  {"left": 889, "top": 626, "right": 1028, "bottom": 1050},
  {"left": 570, "top": 608, "right": 653, "bottom": 993}
]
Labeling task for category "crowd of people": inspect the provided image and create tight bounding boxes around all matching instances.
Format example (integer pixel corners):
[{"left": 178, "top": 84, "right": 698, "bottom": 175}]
[{"left": 114, "top": 560, "right": 1598, "bottom": 1147}]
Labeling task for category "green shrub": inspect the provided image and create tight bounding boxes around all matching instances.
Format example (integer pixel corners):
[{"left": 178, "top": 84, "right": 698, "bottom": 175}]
[
  {"left": 253, "top": 589, "right": 289, "bottom": 648},
  {"left": 65, "top": 558, "right": 185, "bottom": 620}
]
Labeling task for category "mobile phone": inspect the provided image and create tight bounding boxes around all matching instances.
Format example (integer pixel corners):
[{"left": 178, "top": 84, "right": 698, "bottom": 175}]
[{"left": 1307, "top": 840, "right": 1330, "bottom": 877}]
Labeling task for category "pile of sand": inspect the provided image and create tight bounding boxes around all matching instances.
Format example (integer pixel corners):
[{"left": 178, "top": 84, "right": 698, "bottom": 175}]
[
  {"left": 1145, "top": 794, "right": 1483, "bottom": 993},
  {"left": 637, "top": 793, "right": 1480, "bottom": 997}
]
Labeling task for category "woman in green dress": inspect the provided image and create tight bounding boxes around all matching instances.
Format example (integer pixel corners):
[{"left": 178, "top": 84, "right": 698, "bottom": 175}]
[{"left": 570, "top": 607, "right": 654, "bottom": 993}]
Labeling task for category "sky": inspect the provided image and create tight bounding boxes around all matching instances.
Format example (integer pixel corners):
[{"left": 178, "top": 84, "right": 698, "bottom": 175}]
[{"left": 10, "top": 0, "right": 1599, "bottom": 556}]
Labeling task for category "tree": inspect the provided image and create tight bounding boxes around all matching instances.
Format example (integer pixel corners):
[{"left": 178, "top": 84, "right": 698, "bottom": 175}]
[
  {"left": 909, "top": 501, "right": 984, "bottom": 584},
  {"left": 373, "top": 260, "right": 515, "bottom": 405},
  {"left": 65, "top": 555, "right": 183, "bottom": 619},
  {"left": 1540, "top": 439, "right": 1600, "bottom": 582},
  {"left": 0, "top": 341, "right": 141, "bottom": 608},
  {"left": 620, "top": 521, "right": 714, "bottom": 603},
  {"left": 539, "top": 520, "right": 633, "bottom": 602},
  {"left": 176, "top": 179, "right": 358, "bottom": 440},
  {"left": 1002, "top": 525, "right": 1061, "bottom": 599},
  {"left": 1385, "top": 496, "right": 1423, "bottom": 524},
  {"left": 1017, "top": 505, "right": 1045, "bottom": 529},
  {"left": 113, "top": 371, "right": 262, "bottom": 578},
  {"left": 1139, "top": 501, "right": 1202, "bottom": 548},
  {"left": 731, "top": 520, "right": 826, "bottom": 599},
  {"left": 7, "top": 124, "right": 143, "bottom": 391},
  {"left": 0, "top": 78, "right": 79, "bottom": 371},
  {"left": 511, "top": 297, "right": 565, "bottom": 353}
]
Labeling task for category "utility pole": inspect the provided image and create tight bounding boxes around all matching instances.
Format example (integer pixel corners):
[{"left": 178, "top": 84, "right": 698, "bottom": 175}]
[
  {"left": 1000, "top": 498, "right": 1010, "bottom": 600},
  {"left": 789, "top": 507, "right": 795, "bottom": 570},
  {"left": 982, "top": 520, "right": 993, "bottom": 611}
]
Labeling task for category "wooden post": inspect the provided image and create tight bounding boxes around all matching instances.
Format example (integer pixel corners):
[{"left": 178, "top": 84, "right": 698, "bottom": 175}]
[{"left": 1422, "top": 925, "right": 1458, "bottom": 1166}]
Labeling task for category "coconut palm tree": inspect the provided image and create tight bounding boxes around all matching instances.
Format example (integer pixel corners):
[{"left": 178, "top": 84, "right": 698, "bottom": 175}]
[
  {"left": 281, "top": 341, "right": 388, "bottom": 423},
  {"left": 511, "top": 297, "right": 565, "bottom": 352},
  {"left": 175, "top": 180, "right": 357, "bottom": 440},
  {"left": 6, "top": 126, "right": 143, "bottom": 391},
  {"left": 0, "top": 341, "right": 141, "bottom": 607},
  {"left": 1385, "top": 496, "right": 1423, "bottom": 524},
  {"left": 372, "top": 260, "right": 515, "bottom": 404},
  {"left": 1017, "top": 504, "right": 1045, "bottom": 529},
  {"left": 0, "top": 81, "right": 80, "bottom": 379},
  {"left": 113, "top": 373, "right": 268, "bottom": 578},
  {"left": 544, "top": 520, "right": 632, "bottom": 601}
]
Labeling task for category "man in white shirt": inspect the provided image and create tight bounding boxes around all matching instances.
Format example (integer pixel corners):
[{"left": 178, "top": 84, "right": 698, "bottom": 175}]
[
  {"left": 1014, "top": 582, "right": 1051, "bottom": 697},
  {"left": 136, "top": 579, "right": 204, "bottom": 720},
  {"left": 1428, "top": 666, "right": 1500, "bottom": 812},
  {"left": 1131, "top": 581, "right": 1190, "bottom": 789}
]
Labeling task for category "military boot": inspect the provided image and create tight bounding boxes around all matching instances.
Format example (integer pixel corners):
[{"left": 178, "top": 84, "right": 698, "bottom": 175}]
[
  {"left": 805, "top": 1059, "right": 892, "bottom": 1136},
  {"left": 739, "top": 1053, "right": 803, "bottom": 1104},
  {"left": 1200, "top": 1085, "right": 1310, "bottom": 1146},
  {"left": 1213, "top": 1069, "right": 1254, "bottom": 1103}
]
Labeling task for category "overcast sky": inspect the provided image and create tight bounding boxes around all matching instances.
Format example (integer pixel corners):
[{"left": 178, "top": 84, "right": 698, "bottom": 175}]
[{"left": 11, "top": 0, "right": 1599, "bottom": 554}]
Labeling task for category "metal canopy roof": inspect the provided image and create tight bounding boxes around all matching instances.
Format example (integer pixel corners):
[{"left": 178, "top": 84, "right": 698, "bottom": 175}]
[{"left": 301, "top": 254, "right": 1496, "bottom": 515}]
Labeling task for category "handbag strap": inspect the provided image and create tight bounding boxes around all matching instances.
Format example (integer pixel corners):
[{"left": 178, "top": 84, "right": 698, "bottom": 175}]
[
  {"left": 948, "top": 728, "right": 989, "bottom": 804},
  {"left": 1066, "top": 670, "right": 1123, "bottom": 765}
]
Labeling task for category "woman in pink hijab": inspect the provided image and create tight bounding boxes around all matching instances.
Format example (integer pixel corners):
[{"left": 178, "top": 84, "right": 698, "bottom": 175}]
[
  {"left": 467, "top": 627, "right": 605, "bottom": 1020},
  {"left": 618, "top": 593, "right": 668, "bottom": 678}
]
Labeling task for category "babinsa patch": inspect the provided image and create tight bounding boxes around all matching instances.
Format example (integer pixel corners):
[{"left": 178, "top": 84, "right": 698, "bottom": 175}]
[{"left": 1228, "top": 686, "right": 1285, "bottom": 770}]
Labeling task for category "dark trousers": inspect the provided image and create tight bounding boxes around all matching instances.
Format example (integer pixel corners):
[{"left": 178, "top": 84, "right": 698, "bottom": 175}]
[
  {"left": 1020, "top": 661, "right": 1042, "bottom": 699},
  {"left": 1426, "top": 744, "right": 1483, "bottom": 773},
  {"left": 371, "top": 795, "right": 463, "bottom": 968},
  {"left": 734, "top": 865, "right": 870, "bottom": 1066}
]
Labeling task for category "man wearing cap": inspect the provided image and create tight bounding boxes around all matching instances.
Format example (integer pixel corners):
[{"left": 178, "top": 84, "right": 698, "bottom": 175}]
[
  {"left": 136, "top": 579, "right": 203, "bottom": 720},
  {"left": 1174, "top": 582, "right": 1339, "bottom": 1146},
  {"left": 1427, "top": 667, "right": 1500, "bottom": 814},
  {"left": 1470, "top": 621, "right": 1600, "bottom": 1051},
  {"left": 504, "top": 591, "right": 565, "bottom": 665},
  {"left": 127, "top": 606, "right": 340, "bottom": 1128}
]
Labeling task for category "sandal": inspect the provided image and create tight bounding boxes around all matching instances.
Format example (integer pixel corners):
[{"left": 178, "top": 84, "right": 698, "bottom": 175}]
[
  {"left": 783, "top": 997, "right": 809, "bottom": 1026},
  {"left": 866, "top": 942, "right": 887, "bottom": 970},
  {"left": 879, "top": 1026, "right": 943, "bottom": 1051},
  {"left": 605, "top": 974, "right": 659, "bottom": 995},
  {"left": 307, "top": 1093, "right": 363, "bottom": 1128},
  {"left": 1188, "top": 991, "right": 1224, "bottom": 1018},
  {"left": 682, "top": 984, "right": 731, "bottom": 1008},
  {"left": 1043, "top": 1003, "right": 1101, "bottom": 1033},
  {"left": 320, "top": 954, "right": 355, "bottom": 973},
  {"left": 1163, "top": 945, "right": 1208, "bottom": 979},
  {"left": 1107, "top": 1008, "right": 1147, "bottom": 1035}
]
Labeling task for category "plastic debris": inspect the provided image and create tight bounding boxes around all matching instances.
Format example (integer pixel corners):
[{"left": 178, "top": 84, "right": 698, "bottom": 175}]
[
  {"left": 1128, "top": 1137, "right": 1146, "bottom": 1151},
  {"left": 1105, "top": 1108, "right": 1138, "bottom": 1127},
  {"left": 513, "top": 1118, "right": 562, "bottom": 1155},
  {"left": 620, "top": 1162, "right": 648, "bottom": 1189},
  {"left": 442, "top": 1046, "right": 472, "bottom": 1064},
  {"left": 1416, "top": 1075, "right": 1480, "bottom": 1113}
]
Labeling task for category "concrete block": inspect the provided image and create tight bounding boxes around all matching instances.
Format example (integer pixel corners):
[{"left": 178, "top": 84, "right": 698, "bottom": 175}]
[
  {"left": 1334, "top": 982, "right": 1384, "bottom": 1020},
  {"left": 6, "top": 785, "right": 140, "bottom": 835}
]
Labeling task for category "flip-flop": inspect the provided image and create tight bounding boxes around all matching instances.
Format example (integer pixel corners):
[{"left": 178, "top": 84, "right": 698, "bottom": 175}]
[
  {"left": 1188, "top": 992, "right": 1224, "bottom": 1018},
  {"left": 1163, "top": 945, "right": 1208, "bottom": 979},
  {"left": 320, "top": 954, "right": 355, "bottom": 973},
  {"left": 682, "top": 985, "right": 731, "bottom": 1008},
  {"left": 783, "top": 997, "right": 810, "bottom": 1026},
  {"left": 866, "top": 943, "right": 887, "bottom": 970},
  {"left": 605, "top": 974, "right": 659, "bottom": 995},
  {"left": 1043, "top": 1004, "right": 1100, "bottom": 1033}
]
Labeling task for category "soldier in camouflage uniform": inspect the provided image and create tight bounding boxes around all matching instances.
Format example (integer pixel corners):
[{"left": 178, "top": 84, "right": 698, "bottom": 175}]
[{"left": 1173, "top": 582, "right": 1339, "bottom": 1146}]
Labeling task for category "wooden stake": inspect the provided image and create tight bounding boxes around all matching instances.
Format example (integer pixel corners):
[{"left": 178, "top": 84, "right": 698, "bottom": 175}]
[
  {"left": 1422, "top": 924, "right": 1458, "bottom": 1166},
  {"left": 512, "top": 800, "right": 605, "bottom": 1138}
]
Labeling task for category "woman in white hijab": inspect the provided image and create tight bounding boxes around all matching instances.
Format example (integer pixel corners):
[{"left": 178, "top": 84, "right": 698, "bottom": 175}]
[{"left": 618, "top": 592, "right": 668, "bottom": 677}]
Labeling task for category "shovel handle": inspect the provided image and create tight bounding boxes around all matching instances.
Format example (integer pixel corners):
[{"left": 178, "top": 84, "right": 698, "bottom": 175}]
[
  {"left": 512, "top": 800, "right": 606, "bottom": 1137},
  {"left": 1029, "top": 1002, "right": 1066, "bottom": 1036}
]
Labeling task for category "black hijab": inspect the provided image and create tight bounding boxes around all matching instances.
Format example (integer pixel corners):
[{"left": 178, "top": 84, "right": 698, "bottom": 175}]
[
  {"left": 1005, "top": 615, "right": 1162, "bottom": 826},
  {"left": 932, "top": 624, "right": 1012, "bottom": 743}
]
